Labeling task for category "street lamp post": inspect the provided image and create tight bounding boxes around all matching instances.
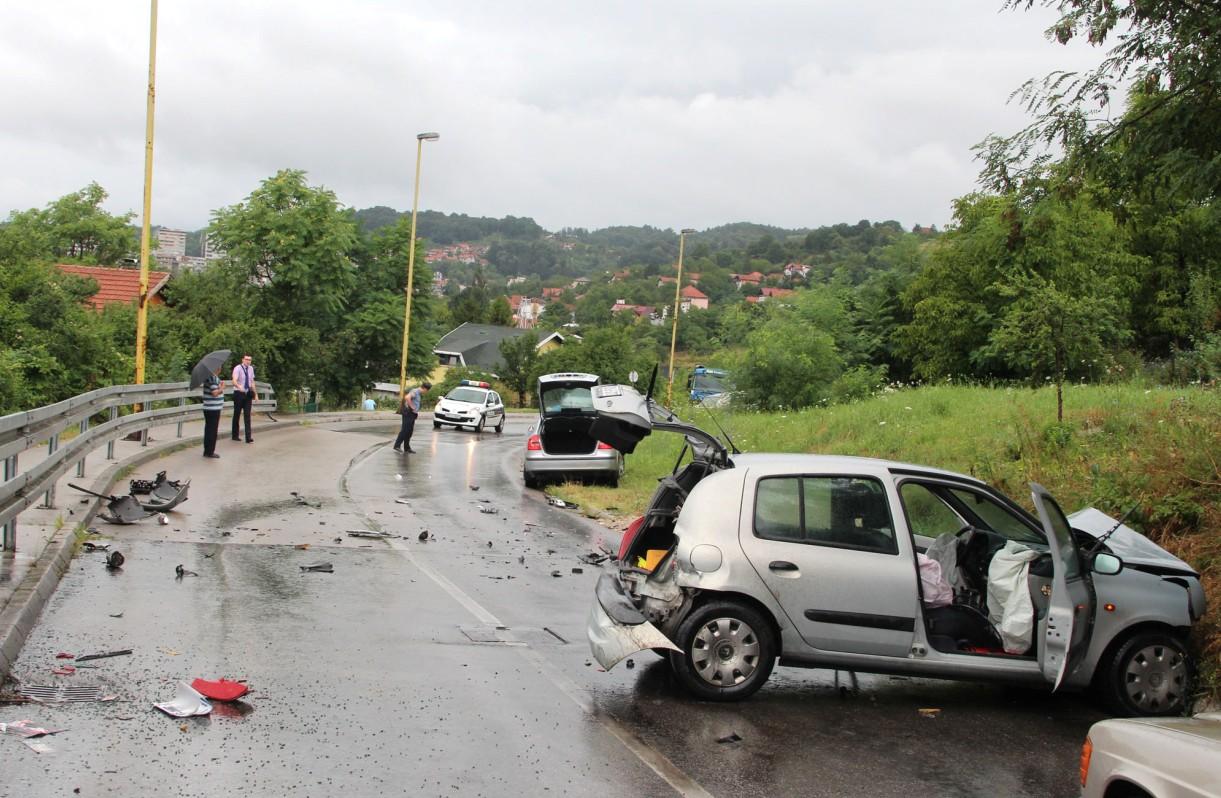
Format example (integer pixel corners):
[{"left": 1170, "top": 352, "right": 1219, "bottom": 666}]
[
  {"left": 666, "top": 228, "right": 697, "bottom": 406},
  {"left": 398, "top": 132, "right": 440, "bottom": 401},
  {"left": 134, "top": 0, "right": 159, "bottom": 389}
]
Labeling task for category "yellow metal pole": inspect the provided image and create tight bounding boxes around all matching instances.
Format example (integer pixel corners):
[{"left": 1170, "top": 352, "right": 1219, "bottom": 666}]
[
  {"left": 398, "top": 132, "right": 438, "bottom": 400},
  {"left": 134, "top": 0, "right": 158, "bottom": 386},
  {"left": 666, "top": 229, "right": 692, "bottom": 405}
]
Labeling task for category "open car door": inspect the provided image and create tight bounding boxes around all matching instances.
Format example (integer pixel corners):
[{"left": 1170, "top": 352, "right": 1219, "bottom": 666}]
[
  {"left": 1030, "top": 482, "right": 1096, "bottom": 690},
  {"left": 589, "top": 384, "right": 728, "bottom": 464}
]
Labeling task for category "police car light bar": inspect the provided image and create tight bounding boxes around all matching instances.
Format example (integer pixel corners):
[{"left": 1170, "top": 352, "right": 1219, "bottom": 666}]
[{"left": 460, "top": 380, "right": 492, "bottom": 389}]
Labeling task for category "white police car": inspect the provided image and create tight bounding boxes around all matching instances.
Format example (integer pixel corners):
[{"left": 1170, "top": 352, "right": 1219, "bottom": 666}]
[{"left": 432, "top": 380, "right": 505, "bottom": 433}]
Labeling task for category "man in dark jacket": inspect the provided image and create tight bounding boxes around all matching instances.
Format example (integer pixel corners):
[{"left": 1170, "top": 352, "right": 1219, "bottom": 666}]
[{"left": 393, "top": 382, "right": 431, "bottom": 453}]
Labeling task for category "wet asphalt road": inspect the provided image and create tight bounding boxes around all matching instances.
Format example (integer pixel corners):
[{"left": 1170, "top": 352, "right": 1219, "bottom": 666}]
[{"left": 1, "top": 417, "right": 1105, "bottom": 797}]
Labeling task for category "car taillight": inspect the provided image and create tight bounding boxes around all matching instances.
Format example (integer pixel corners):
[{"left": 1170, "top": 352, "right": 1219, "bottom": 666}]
[
  {"left": 596, "top": 441, "right": 614, "bottom": 450},
  {"left": 526, "top": 434, "right": 542, "bottom": 451},
  {"left": 618, "top": 516, "right": 645, "bottom": 561},
  {"left": 1079, "top": 737, "right": 1092, "bottom": 787}
]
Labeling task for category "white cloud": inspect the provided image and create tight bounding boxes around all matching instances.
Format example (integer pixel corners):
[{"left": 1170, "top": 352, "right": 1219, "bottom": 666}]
[{"left": 0, "top": 0, "right": 1102, "bottom": 232}]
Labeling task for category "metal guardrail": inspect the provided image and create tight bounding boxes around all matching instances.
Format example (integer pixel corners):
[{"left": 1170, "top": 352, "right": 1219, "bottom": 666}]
[{"left": 0, "top": 381, "right": 276, "bottom": 550}]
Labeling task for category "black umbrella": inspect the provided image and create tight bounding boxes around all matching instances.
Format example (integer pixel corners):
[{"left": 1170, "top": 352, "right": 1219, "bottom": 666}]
[{"left": 190, "top": 349, "right": 231, "bottom": 389}]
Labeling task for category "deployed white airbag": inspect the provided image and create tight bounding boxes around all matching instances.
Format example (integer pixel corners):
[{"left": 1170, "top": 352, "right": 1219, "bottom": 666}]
[
  {"left": 986, "top": 542, "right": 1041, "bottom": 654},
  {"left": 917, "top": 553, "right": 953, "bottom": 607}
]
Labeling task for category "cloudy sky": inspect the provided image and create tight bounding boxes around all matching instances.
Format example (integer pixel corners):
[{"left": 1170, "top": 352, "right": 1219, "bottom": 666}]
[{"left": 0, "top": 1, "right": 1101, "bottom": 233}]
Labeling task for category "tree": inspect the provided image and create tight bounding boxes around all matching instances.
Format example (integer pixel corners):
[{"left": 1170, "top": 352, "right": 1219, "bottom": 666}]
[
  {"left": 499, "top": 333, "right": 540, "bottom": 406},
  {"left": 982, "top": 1, "right": 1221, "bottom": 202},
  {"left": 733, "top": 315, "right": 842, "bottom": 410},
  {"left": 489, "top": 296, "right": 514, "bottom": 326},
  {"left": 0, "top": 183, "right": 136, "bottom": 265}
]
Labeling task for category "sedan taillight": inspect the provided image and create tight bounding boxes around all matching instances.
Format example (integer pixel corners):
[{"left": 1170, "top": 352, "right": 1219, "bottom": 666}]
[
  {"left": 596, "top": 440, "right": 614, "bottom": 450},
  {"left": 1079, "top": 737, "right": 1092, "bottom": 787},
  {"left": 618, "top": 516, "right": 645, "bottom": 561},
  {"left": 526, "top": 434, "right": 542, "bottom": 451}
]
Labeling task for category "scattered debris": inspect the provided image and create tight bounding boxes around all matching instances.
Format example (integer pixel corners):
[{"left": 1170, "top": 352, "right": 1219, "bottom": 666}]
[
  {"left": 69, "top": 484, "right": 158, "bottom": 524},
  {"left": 82, "top": 541, "right": 109, "bottom": 552},
  {"left": 19, "top": 685, "right": 104, "bottom": 703},
  {"left": 347, "top": 530, "right": 394, "bottom": 539},
  {"left": 154, "top": 682, "right": 212, "bottom": 718},
  {"left": 571, "top": 567, "right": 584, "bottom": 574},
  {"left": 333, "top": 537, "right": 343, "bottom": 544},
  {"left": 394, "top": 498, "right": 411, "bottom": 505},
  {"left": 395, "top": 474, "right": 403, "bottom": 481},
  {"left": 487, "top": 541, "right": 493, "bottom": 548},
  {"left": 51, "top": 665, "right": 76, "bottom": 676},
  {"left": 158, "top": 514, "right": 169, "bottom": 526},
  {"left": 134, "top": 472, "right": 191, "bottom": 512},
  {"left": 469, "top": 485, "right": 480, "bottom": 491},
  {"left": 518, "top": 555, "right": 525, "bottom": 564},
  {"left": 175, "top": 565, "right": 199, "bottom": 578},
  {"left": 105, "top": 551, "right": 125, "bottom": 570},
  {"left": 418, "top": 531, "right": 430, "bottom": 542},
  {"left": 550, "top": 570, "right": 562, "bottom": 578},
  {"left": 290, "top": 493, "right": 322, "bottom": 508},
  {"left": 479, "top": 506, "right": 499, "bottom": 515},
  {"left": 23, "top": 739, "right": 55, "bottom": 754},
  {"left": 299, "top": 562, "right": 334, "bottom": 573},
  {"left": 0, "top": 720, "right": 66, "bottom": 738},
  {"left": 55, "top": 653, "right": 74, "bottom": 660},
  {"left": 74, "top": 650, "right": 132, "bottom": 663},
  {"left": 157, "top": 647, "right": 181, "bottom": 656},
  {"left": 918, "top": 708, "right": 941, "bottom": 718},
  {"left": 716, "top": 732, "right": 742, "bottom": 744},
  {"left": 108, "top": 613, "right": 123, "bottom": 619},
  {"left": 546, "top": 496, "right": 579, "bottom": 510},
  {"left": 295, "top": 543, "right": 311, "bottom": 550},
  {"left": 625, "top": 658, "right": 634, "bottom": 669},
  {"left": 578, "top": 552, "right": 611, "bottom": 566},
  {"left": 190, "top": 678, "right": 249, "bottom": 702}
]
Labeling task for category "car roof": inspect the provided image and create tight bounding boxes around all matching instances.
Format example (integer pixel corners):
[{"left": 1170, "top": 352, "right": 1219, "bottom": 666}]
[
  {"left": 728, "top": 453, "right": 984, "bottom": 485},
  {"left": 538, "top": 372, "right": 599, "bottom": 384}
]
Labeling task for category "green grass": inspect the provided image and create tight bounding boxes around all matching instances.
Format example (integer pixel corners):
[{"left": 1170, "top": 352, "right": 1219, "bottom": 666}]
[{"left": 553, "top": 382, "right": 1221, "bottom": 701}]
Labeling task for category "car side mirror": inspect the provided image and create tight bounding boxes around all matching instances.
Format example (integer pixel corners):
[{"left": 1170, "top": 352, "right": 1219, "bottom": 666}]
[{"left": 1092, "top": 552, "right": 1123, "bottom": 576}]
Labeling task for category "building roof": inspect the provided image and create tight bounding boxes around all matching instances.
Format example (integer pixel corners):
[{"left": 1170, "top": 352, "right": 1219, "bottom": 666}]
[
  {"left": 680, "top": 285, "right": 708, "bottom": 299},
  {"left": 433, "top": 322, "right": 563, "bottom": 370},
  {"left": 57, "top": 264, "right": 171, "bottom": 310},
  {"left": 761, "top": 286, "right": 794, "bottom": 298}
]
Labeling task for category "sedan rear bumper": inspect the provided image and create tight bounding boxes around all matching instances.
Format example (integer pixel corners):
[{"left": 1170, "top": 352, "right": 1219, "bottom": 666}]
[
  {"left": 523, "top": 454, "right": 619, "bottom": 476},
  {"left": 586, "top": 572, "right": 679, "bottom": 670}
]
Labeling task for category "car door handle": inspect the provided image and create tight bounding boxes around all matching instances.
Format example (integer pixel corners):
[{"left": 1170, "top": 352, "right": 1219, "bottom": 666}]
[{"left": 769, "top": 561, "right": 798, "bottom": 572}]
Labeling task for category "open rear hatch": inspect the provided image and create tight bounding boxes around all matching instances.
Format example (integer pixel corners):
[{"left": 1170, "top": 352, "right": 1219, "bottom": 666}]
[{"left": 537, "top": 373, "right": 601, "bottom": 455}]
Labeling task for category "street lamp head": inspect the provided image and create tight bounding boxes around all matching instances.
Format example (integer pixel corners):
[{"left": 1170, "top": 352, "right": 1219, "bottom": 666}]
[
  {"left": 681, "top": 228, "right": 696, "bottom": 235},
  {"left": 417, "top": 132, "right": 440, "bottom": 141}
]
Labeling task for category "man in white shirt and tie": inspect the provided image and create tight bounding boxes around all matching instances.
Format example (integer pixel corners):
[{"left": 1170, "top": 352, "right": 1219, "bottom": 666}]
[{"left": 231, "top": 353, "right": 258, "bottom": 443}]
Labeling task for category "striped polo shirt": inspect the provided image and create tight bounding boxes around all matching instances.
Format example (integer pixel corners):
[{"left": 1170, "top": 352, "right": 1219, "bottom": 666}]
[{"left": 202, "top": 376, "right": 224, "bottom": 411}]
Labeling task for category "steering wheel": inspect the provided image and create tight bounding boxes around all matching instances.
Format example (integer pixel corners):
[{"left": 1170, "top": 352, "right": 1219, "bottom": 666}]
[{"left": 954, "top": 523, "right": 976, "bottom": 539}]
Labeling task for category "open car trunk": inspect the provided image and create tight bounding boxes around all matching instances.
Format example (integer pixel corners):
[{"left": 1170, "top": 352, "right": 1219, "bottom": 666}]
[{"left": 540, "top": 415, "right": 598, "bottom": 455}]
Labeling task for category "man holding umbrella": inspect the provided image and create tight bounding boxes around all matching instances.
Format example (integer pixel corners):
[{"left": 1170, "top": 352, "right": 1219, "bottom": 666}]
[{"left": 191, "top": 350, "right": 230, "bottom": 459}]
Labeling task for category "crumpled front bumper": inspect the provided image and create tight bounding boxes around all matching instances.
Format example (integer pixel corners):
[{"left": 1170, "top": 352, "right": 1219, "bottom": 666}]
[{"left": 586, "top": 572, "right": 679, "bottom": 670}]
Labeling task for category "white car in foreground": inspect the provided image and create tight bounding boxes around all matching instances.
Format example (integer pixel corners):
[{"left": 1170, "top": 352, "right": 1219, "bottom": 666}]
[
  {"left": 1080, "top": 713, "right": 1221, "bottom": 797},
  {"left": 432, "top": 380, "right": 505, "bottom": 433}
]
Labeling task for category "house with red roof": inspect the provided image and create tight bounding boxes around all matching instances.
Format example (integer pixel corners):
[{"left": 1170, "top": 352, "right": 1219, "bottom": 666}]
[
  {"left": 680, "top": 284, "right": 709, "bottom": 312},
  {"left": 542, "top": 286, "right": 564, "bottom": 300},
  {"left": 56, "top": 264, "right": 171, "bottom": 311}
]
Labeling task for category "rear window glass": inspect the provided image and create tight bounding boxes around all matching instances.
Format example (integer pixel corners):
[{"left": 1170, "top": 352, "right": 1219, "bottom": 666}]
[
  {"left": 446, "top": 387, "right": 487, "bottom": 403},
  {"left": 754, "top": 476, "right": 897, "bottom": 555},
  {"left": 541, "top": 386, "right": 594, "bottom": 413}
]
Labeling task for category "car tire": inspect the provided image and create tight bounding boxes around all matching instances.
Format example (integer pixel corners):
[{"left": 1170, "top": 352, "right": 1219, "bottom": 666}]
[
  {"left": 475, "top": 415, "right": 485, "bottom": 433},
  {"left": 495, "top": 416, "right": 504, "bottom": 434},
  {"left": 433, "top": 420, "right": 441, "bottom": 429},
  {"left": 668, "top": 599, "right": 776, "bottom": 702},
  {"left": 1096, "top": 631, "right": 1192, "bottom": 717},
  {"left": 523, "top": 474, "right": 541, "bottom": 490}
]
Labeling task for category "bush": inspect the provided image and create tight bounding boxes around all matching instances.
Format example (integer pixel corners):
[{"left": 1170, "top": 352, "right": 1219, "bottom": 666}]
[{"left": 830, "top": 365, "right": 888, "bottom": 404}]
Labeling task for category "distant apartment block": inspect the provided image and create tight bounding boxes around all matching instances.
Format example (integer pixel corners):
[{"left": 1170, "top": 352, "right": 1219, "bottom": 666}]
[
  {"left": 202, "top": 235, "right": 227, "bottom": 261},
  {"left": 425, "top": 242, "right": 489, "bottom": 265},
  {"left": 155, "top": 228, "right": 187, "bottom": 259}
]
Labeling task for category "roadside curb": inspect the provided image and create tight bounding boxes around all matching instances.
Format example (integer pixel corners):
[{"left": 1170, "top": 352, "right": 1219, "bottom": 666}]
[{"left": 0, "top": 410, "right": 381, "bottom": 683}]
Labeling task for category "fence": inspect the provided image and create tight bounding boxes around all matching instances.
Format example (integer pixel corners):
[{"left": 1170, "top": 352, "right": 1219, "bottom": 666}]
[{"left": 0, "top": 381, "right": 276, "bottom": 551}]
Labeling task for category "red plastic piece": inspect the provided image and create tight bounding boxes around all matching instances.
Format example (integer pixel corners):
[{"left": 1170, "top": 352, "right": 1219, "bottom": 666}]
[{"left": 190, "top": 678, "right": 249, "bottom": 701}]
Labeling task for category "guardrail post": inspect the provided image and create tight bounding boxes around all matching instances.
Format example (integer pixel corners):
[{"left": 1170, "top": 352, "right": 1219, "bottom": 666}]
[
  {"left": 2, "top": 454, "right": 16, "bottom": 550},
  {"left": 106, "top": 406, "right": 119, "bottom": 460},
  {"left": 41, "top": 434, "right": 59, "bottom": 508},
  {"left": 76, "top": 417, "right": 88, "bottom": 478},
  {"left": 177, "top": 397, "right": 186, "bottom": 437}
]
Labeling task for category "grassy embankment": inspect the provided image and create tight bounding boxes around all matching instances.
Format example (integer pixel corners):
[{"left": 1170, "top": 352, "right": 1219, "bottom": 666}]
[{"left": 553, "top": 383, "right": 1220, "bottom": 701}]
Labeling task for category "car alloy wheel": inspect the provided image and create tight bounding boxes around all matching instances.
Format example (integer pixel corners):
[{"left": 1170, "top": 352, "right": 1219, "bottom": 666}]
[
  {"left": 475, "top": 414, "right": 485, "bottom": 433},
  {"left": 669, "top": 600, "right": 776, "bottom": 701}
]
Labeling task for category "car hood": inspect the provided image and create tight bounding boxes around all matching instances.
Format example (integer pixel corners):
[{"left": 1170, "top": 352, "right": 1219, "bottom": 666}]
[
  {"left": 437, "top": 399, "right": 481, "bottom": 412},
  {"left": 1068, "top": 507, "right": 1196, "bottom": 573}
]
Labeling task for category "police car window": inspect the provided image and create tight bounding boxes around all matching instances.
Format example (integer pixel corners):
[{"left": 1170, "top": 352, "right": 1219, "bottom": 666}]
[{"left": 447, "top": 387, "right": 486, "bottom": 403}]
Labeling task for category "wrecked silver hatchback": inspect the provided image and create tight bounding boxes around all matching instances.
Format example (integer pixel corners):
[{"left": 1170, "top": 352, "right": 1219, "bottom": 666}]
[{"left": 585, "top": 384, "right": 1205, "bottom": 714}]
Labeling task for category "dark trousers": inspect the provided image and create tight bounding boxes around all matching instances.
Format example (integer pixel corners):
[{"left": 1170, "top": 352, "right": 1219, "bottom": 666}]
[
  {"left": 394, "top": 411, "right": 418, "bottom": 450},
  {"left": 231, "top": 390, "right": 253, "bottom": 441},
  {"left": 203, "top": 409, "right": 221, "bottom": 455}
]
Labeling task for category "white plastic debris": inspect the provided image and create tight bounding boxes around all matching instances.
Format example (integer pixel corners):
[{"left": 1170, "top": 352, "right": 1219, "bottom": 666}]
[{"left": 153, "top": 682, "right": 212, "bottom": 718}]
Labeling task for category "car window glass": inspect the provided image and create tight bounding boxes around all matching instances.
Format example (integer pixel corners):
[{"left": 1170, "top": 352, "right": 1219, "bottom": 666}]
[
  {"left": 542, "top": 386, "right": 594, "bottom": 413},
  {"left": 446, "top": 387, "right": 486, "bottom": 403},
  {"left": 949, "top": 488, "right": 1043, "bottom": 545},
  {"left": 806, "top": 477, "right": 897, "bottom": 554},
  {"left": 899, "top": 482, "right": 963, "bottom": 537},
  {"left": 754, "top": 477, "right": 802, "bottom": 542},
  {"left": 492, "top": 393, "right": 501, "bottom": 405}
]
